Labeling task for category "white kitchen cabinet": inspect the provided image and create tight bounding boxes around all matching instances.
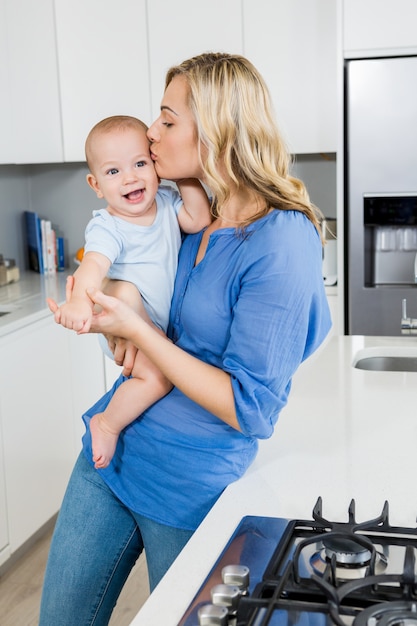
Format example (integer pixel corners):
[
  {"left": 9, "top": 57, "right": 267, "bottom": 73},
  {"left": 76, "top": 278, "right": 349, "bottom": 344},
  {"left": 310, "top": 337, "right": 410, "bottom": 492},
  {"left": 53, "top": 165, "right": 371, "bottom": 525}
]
[
  {"left": 0, "top": 1, "right": 12, "bottom": 164},
  {"left": 54, "top": 0, "right": 151, "bottom": 162},
  {"left": 0, "top": 316, "right": 106, "bottom": 554},
  {"left": 326, "top": 289, "right": 340, "bottom": 337},
  {"left": 343, "top": 0, "right": 417, "bottom": 56},
  {"left": 0, "top": 317, "right": 74, "bottom": 551},
  {"left": 1, "top": 0, "right": 63, "bottom": 164},
  {"left": 1, "top": 0, "right": 337, "bottom": 164},
  {"left": 0, "top": 428, "right": 9, "bottom": 567},
  {"left": 146, "top": 0, "right": 243, "bottom": 121},
  {"left": 243, "top": 0, "right": 337, "bottom": 154}
]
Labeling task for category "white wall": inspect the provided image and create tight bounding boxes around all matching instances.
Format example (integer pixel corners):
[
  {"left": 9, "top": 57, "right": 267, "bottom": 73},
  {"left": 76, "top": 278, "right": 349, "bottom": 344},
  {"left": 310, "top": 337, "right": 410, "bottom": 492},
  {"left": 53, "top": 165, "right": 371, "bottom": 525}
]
[
  {"left": 291, "top": 154, "right": 337, "bottom": 219},
  {"left": 0, "top": 166, "right": 31, "bottom": 268}
]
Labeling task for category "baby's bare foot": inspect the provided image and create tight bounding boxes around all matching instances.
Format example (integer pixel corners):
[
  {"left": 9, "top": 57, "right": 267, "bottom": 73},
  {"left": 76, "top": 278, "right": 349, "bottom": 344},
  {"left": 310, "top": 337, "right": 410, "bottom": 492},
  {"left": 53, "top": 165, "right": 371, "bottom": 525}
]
[{"left": 90, "top": 413, "right": 119, "bottom": 469}]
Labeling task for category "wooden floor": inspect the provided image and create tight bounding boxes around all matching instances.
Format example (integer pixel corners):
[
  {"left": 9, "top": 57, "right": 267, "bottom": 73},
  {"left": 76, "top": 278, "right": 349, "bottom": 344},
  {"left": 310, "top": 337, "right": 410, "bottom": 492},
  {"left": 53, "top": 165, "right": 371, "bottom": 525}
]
[{"left": 0, "top": 527, "right": 150, "bottom": 626}]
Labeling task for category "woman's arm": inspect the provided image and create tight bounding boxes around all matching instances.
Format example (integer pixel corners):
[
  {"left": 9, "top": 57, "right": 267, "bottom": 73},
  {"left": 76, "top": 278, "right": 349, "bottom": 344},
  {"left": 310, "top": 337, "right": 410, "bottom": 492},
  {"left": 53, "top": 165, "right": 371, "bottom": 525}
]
[{"left": 88, "top": 288, "right": 241, "bottom": 431}]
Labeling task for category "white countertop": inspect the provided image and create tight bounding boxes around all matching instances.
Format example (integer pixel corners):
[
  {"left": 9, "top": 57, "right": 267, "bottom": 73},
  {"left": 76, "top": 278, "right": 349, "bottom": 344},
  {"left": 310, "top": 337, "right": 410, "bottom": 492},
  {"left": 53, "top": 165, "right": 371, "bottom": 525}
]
[
  {"left": 0, "top": 271, "right": 69, "bottom": 337},
  {"left": 130, "top": 333, "right": 417, "bottom": 625}
]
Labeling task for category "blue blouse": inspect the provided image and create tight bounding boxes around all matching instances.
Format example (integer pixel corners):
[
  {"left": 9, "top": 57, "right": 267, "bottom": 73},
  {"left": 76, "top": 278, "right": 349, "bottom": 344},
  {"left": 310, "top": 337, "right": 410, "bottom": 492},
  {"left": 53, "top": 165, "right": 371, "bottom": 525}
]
[{"left": 81, "top": 209, "right": 331, "bottom": 530}]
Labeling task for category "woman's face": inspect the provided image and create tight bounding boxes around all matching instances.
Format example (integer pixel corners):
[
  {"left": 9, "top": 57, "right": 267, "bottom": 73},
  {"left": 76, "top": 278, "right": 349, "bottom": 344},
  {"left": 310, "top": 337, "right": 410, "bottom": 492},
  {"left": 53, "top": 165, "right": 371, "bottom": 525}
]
[{"left": 147, "top": 75, "right": 204, "bottom": 182}]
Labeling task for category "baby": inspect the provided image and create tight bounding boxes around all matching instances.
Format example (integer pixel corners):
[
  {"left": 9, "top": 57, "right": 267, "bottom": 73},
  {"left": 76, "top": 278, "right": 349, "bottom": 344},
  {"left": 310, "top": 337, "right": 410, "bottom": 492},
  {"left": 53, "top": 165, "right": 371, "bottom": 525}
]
[{"left": 51, "top": 115, "right": 211, "bottom": 468}]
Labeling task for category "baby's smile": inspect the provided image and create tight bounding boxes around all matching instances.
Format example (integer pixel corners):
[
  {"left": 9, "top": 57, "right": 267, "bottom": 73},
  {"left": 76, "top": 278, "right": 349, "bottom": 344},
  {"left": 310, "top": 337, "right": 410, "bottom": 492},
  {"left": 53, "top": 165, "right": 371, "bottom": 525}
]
[{"left": 123, "top": 188, "right": 144, "bottom": 202}]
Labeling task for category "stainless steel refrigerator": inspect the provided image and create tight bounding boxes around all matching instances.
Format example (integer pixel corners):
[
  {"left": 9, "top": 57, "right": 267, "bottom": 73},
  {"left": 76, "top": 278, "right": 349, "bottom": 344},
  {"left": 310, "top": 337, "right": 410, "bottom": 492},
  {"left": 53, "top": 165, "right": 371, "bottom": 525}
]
[{"left": 345, "top": 55, "right": 417, "bottom": 335}]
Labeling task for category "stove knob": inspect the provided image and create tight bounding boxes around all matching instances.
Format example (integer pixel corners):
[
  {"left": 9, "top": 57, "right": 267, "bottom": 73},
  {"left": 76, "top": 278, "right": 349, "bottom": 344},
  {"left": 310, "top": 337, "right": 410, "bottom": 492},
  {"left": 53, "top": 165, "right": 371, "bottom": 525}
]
[
  {"left": 210, "top": 583, "right": 240, "bottom": 613},
  {"left": 197, "top": 603, "right": 228, "bottom": 626},
  {"left": 222, "top": 564, "right": 250, "bottom": 594}
]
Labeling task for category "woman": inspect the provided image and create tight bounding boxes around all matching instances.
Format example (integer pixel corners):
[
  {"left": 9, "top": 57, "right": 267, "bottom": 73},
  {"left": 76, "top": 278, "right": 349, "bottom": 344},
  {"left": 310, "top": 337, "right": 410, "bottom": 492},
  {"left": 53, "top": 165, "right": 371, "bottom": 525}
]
[{"left": 39, "top": 52, "right": 331, "bottom": 625}]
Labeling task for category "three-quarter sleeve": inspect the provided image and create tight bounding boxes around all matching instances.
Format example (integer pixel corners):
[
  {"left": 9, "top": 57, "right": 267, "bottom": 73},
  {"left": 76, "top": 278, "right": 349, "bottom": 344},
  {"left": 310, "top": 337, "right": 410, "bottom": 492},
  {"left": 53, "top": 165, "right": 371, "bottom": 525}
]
[{"left": 223, "top": 214, "right": 330, "bottom": 438}]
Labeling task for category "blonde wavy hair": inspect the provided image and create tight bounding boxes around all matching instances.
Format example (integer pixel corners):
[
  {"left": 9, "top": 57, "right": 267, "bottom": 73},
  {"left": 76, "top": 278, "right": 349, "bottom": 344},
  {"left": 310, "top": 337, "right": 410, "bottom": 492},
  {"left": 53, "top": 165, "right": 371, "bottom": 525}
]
[{"left": 166, "top": 52, "right": 323, "bottom": 235}]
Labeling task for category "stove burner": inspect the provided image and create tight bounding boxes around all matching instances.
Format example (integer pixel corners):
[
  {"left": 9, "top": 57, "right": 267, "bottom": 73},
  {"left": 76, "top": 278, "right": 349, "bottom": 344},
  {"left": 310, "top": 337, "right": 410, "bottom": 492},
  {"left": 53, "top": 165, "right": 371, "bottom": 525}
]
[
  {"left": 310, "top": 535, "right": 388, "bottom": 579},
  {"left": 323, "top": 536, "right": 372, "bottom": 565},
  {"left": 354, "top": 601, "right": 417, "bottom": 626}
]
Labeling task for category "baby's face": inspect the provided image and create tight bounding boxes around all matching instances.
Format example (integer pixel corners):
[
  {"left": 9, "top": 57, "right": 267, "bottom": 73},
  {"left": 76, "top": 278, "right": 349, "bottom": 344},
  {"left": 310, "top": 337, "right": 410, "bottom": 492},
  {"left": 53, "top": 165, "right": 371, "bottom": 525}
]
[{"left": 87, "top": 126, "right": 159, "bottom": 221}]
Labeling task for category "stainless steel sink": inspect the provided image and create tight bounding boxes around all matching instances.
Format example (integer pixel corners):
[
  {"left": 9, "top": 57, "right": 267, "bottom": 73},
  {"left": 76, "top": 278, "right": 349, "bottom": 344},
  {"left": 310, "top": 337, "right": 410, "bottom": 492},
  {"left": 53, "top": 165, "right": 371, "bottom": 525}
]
[
  {"left": 354, "top": 355, "right": 417, "bottom": 372},
  {"left": 353, "top": 346, "right": 417, "bottom": 372}
]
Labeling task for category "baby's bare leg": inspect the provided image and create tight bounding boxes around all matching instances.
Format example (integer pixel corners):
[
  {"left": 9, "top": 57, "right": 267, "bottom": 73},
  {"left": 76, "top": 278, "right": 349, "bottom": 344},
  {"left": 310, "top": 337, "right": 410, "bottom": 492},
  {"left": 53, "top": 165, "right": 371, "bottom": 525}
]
[
  {"left": 101, "top": 279, "right": 165, "bottom": 371},
  {"left": 102, "top": 278, "right": 151, "bottom": 322},
  {"left": 90, "top": 348, "right": 173, "bottom": 469},
  {"left": 91, "top": 279, "right": 172, "bottom": 469}
]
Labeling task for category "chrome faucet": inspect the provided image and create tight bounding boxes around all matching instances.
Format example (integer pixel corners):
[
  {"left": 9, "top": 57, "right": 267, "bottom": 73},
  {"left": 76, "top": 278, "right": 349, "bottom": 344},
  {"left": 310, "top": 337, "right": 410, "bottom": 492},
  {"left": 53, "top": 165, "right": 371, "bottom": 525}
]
[{"left": 401, "top": 299, "right": 417, "bottom": 334}]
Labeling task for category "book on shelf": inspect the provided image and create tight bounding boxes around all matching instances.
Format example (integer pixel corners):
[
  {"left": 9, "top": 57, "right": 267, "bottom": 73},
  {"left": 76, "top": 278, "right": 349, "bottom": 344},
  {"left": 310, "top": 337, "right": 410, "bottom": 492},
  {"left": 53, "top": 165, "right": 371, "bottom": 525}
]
[
  {"left": 56, "top": 236, "right": 65, "bottom": 272},
  {"left": 24, "top": 211, "right": 65, "bottom": 274}
]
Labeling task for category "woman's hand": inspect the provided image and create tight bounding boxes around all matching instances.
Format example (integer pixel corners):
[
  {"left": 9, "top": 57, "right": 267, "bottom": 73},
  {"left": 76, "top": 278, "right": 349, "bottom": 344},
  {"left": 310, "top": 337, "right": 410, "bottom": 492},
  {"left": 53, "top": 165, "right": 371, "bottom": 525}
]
[
  {"left": 105, "top": 335, "right": 138, "bottom": 376},
  {"left": 89, "top": 289, "right": 141, "bottom": 375},
  {"left": 87, "top": 288, "right": 141, "bottom": 337},
  {"left": 87, "top": 289, "right": 142, "bottom": 376},
  {"left": 49, "top": 276, "right": 139, "bottom": 375}
]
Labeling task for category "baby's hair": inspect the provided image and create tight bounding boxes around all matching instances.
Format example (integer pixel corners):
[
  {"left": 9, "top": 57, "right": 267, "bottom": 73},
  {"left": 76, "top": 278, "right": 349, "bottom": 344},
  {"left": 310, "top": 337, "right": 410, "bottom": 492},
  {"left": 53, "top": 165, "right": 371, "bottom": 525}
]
[{"left": 85, "top": 115, "right": 149, "bottom": 171}]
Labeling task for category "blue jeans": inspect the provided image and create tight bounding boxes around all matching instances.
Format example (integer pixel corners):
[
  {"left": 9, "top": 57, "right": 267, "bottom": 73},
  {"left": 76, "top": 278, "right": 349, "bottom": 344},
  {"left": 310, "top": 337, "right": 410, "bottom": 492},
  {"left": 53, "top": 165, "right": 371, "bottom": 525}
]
[{"left": 39, "top": 452, "right": 194, "bottom": 626}]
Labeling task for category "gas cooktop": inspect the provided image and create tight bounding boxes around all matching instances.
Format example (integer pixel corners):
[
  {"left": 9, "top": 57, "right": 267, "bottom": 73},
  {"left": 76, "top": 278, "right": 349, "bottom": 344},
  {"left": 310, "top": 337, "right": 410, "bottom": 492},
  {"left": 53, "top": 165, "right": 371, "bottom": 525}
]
[{"left": 178, "top": 497, "right": 417, "bottom": 626}]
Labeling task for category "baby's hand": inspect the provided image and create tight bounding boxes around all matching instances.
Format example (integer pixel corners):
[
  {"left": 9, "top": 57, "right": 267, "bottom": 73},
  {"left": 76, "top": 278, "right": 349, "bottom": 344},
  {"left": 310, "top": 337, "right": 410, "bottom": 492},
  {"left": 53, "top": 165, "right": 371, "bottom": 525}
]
[{"left": 54, "top": 297, "right": 93, "bottom": 333}]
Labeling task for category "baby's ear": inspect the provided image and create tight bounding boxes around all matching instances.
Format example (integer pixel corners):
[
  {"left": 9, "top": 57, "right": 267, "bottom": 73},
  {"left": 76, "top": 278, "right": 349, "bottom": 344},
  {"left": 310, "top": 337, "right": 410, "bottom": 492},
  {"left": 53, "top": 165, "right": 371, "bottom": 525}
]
[{"left": 86, "top": 173, "right": 104, "bottom": 199}]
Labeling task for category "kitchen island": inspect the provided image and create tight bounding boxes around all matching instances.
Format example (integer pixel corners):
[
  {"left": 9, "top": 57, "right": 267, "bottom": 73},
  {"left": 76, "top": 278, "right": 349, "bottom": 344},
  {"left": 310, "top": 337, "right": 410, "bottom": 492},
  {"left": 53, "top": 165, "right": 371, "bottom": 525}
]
[{"left": 129, "top": 333, "right": 417, "bottom": 625}]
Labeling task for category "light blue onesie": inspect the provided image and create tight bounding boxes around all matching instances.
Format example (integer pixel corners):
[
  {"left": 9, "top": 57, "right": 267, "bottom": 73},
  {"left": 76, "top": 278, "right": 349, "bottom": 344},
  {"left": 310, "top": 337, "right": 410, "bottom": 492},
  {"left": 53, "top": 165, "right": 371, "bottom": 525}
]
[{"left": 83, "top": 185, "right": 183, "bottom": 331}]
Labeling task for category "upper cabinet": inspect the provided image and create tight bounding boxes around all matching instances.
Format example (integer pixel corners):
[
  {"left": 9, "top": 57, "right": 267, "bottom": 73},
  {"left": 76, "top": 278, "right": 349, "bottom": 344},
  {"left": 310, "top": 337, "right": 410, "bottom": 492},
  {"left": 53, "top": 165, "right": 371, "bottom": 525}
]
[
  {"left": 0, "top": 0, "right": 338, "bottom": 164},
  {"left": 147, "top": 0, "right": 243, "bottom": 121},
  {"left": 0, "top": 0, "right": 63, "bottom": 164},
  {"left": 0, "top": 1, "right": 12, "bottom": 164},
  {"left": 343, "top": 0, "right": 417, "bottom": 56},
  {"left": 243, "top": 0, "right": 337, "bottom": 154},
  {"left": 54, "top": 0, "right": 151, "bottom": 162}
]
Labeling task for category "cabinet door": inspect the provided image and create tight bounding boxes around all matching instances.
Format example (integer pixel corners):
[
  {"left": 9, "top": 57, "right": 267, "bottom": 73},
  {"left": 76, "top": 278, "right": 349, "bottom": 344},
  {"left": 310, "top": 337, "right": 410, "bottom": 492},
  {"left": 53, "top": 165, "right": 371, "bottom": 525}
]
[
  {"left": 0, "top": 317, "right": 74, "bottom": 552},
  {"left": 54, "top": 0, "right": 151, "bottom": 162},
  {"left": 0, "top": 426, "right": 9, "bottom": 566},
  {"left": 326, "top": 291, "right": 340, "bottom": 336},
  {"left": 243, "top": 0, "right": 337, "bottom": 154},
  {"left": 147, "top": 0, "right": 243, "bottom": 120},
  {"left": 343, "top": 0, "right": 417, "bottom": 54},
  {"left": 4, "top": 0, "right": 63, "bottom": 163},
  {"left": 0, "top": 0, "right": 12, "bottom": 164}
]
